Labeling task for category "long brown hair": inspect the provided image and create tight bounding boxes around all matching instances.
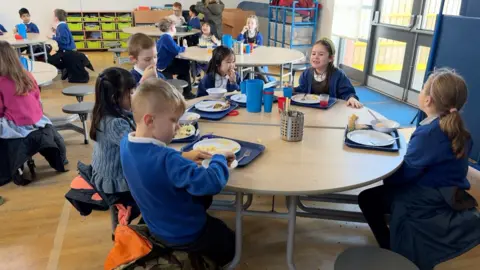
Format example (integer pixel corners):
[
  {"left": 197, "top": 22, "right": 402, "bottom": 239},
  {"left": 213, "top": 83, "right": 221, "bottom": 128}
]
[
  {"left": 313, "top": 37, "right": 337, "bottom": 89},
  {"left": 0, "top": 41, "right": 36, "bottom": 95},
  {"left": 423, "top": 69, "right": 470, "bottom": 158}
]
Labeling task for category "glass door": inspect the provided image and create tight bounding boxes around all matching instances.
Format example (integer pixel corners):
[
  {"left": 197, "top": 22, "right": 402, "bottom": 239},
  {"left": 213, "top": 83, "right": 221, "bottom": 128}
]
[{"left": 366, "top": 0, "right": 462, "bottom": 106}]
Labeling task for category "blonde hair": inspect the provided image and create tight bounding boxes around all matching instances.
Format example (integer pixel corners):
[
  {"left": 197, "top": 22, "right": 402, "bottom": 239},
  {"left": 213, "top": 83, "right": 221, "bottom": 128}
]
[
  {"left": 159, "top": 18, "right": 174, "bottom": 32},
  {"left": 0, "top": 41, "right": 36, "bottom": 95},
  {"left": 423, "top": 68, "right": 470, "bottom": 158},
  {"left": 246, "top": 15, "right": 259, "bottom": 30},
  {"left": 128, "top": 33, "right": 155, "bottom": 58},
  {"left": 132, "top": 78, "right": 186, "bottom": 123}
]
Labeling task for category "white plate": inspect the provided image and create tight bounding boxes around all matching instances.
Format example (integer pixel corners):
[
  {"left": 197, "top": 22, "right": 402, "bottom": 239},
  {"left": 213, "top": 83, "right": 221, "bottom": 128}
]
[
  {"left": 292, "top": 94, "right": 320, "bottom": 104},
  {"left": 230, "top": 93, "right": 247, "bottom": 103},
  {"left": 193, "top": 138, "right": 241, "bottom": 154},
  {"left": 174, "top": 125, "right": 196, "bottom": 140},
  {"left": 194, "top": 100, "right": 230, "bottom": 112},
  {"left": 347, "top": 130, "right": 395, "bottom": 147},
  {"left": 179, "top": 112, "right": 200, "bottom": 125},
  {"left": 202, "top": 159, "right": 238, "bottom": 170}
]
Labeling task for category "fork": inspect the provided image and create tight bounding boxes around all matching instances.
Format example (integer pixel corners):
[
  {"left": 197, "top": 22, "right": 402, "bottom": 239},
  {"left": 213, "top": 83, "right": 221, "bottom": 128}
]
[
  {"left": 237, "top": 149, "right": 252, "bottom": 163},
  {"left": 301, "top": 93, "right": 308, "bottom": 101}
]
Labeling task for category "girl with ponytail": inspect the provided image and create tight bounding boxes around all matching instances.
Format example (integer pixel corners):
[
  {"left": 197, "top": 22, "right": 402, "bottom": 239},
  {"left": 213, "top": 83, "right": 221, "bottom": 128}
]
[
  {"left": 358, "top": 69, "right": 480, "bottom": 269},
  {"left": 295, "top": 37, "right": 362, "bottom": 108}
]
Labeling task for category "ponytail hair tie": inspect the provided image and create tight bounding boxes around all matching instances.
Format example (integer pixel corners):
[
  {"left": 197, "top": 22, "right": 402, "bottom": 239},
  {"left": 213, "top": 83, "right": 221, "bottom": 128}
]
[{"left": 449, "top": 108, "right": 457, "bottom": 113}]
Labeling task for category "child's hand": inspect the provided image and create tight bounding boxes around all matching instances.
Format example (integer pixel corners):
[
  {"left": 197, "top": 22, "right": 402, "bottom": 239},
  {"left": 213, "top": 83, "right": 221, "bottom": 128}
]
[
  {"left": 140, "top": 65, "right": 157, "bottom": 83},
  {"left": 182, "top": 150, "right": 212, "bottom": 165},
  {"left": 211, "top": 35, "right": 219, "bottom": 44},
  {"left": 47, "top": 34, "right": 54, "bottom": 39},
  {"left": 182, "top": 39, "right": 188, "bottom": 47},
  {"left": 216, "top": 151, "right": 236, "bottom": 167},
  {"left": 227, "top": 69, "right": 236, "bottom": 83},
  {"left": 346, "top": 97, "right": 363, "bottom": 109},
  {"left": 242, "top": 25, "right": 249, "bottom": 33}
]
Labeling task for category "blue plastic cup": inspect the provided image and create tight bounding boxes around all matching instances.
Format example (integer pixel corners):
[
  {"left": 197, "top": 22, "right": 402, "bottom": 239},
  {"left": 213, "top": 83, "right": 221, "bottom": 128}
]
[
  {"left": 245, "top": 44, "right": 251, "bottom": 54},
  {"left": 240, "top": 80, "right": 247, "bottom": 94},
  {"left": 222, "top": 35, "right": 233, "bottom": 49},
  {"left": 283, "top": 87, "right": 293, "bottom": 98},
  {"left": 17, "top": 24, "right": 27, "bottom": 39},
  {"left": 246, "top": 79, "right": 264, "bottom": 113},
  {"left": 19, "top": 56, "right": 32, "bottom": 71},
  {"left": 263, "top": 90, "right": 274, "bottom": 113}
]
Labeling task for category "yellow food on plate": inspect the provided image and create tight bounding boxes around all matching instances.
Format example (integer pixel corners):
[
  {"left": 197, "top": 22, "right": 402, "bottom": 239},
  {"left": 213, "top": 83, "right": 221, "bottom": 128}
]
[
  {"left": 348, "top": 114, "right": 358, "bottom": 132},
  {"left": 174, "top": 125, "right": 195, "bottom": 139},
  {"left": 195, "top": 146, "right": 218, "bottom": 153},
  {"left": 376, "top": 122, "right": 385, "bottom": 128},
  {"left": 306, "top": 95, "right": 320, "bottom": 100}
]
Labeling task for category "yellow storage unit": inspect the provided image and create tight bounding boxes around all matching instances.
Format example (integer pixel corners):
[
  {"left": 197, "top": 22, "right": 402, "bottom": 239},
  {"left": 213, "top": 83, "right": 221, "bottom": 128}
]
[
  {"left": 86, "top": 41, "right": 102, "bottom": 49},
  {"left": 75, "top": 42, "right": 85, "bottom": 49},
  {"left": 101, "top": 23, "right": 116, "bottom": 31},
  {"left": 118, "top": 32, "right": 131, "bottom": 40},
  {"left": 73, "top": 34, "right": 84, "bottom": 41},
  {"left": 85, "top": 23, "right": 100, "bottom": 31},
  {"left": 117, "top": 23, "right": 131, "bottom": 30},
  {"left": 102, "top": 32, "right": 117, "bottom": 40},
  {"left": 67, "top": 23, "right": 83, "bottom": 31}
]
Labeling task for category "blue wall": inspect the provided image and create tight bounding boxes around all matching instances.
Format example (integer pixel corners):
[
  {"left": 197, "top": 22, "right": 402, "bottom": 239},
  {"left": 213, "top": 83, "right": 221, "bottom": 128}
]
[
  {"left": 432, "top": 15, "right": 480, "bottom": 161},
  {"left": 460, "top": 0, "right": 480, "bottom": 17}
]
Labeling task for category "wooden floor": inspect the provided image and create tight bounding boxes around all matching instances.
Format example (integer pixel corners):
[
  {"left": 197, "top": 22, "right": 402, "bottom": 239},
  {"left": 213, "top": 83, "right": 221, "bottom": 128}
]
[{"left": 1, "top": 52, "right": 479, "bottom": 270}]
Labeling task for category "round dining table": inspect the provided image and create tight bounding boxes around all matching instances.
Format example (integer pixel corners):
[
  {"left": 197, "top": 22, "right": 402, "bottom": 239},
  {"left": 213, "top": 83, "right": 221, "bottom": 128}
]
[
  {"left": 122, "top": 26, "right": 201, "bottom": 44},
  {"left": 179, "top": 46, "right": 305, "bottom": 89},
  {"left": 174, "top": 96, "right": 407, "bottom": 269},
  {"left": 31, "top": 61, "right": 57, "bottom": 87},
  {"left": 0, "top": 33, "right": 50, "bottom": 63}
]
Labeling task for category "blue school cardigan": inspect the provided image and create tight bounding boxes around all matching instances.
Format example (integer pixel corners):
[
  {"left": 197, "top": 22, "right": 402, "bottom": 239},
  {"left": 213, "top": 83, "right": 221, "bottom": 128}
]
[
  {"left": 197, "top": 72, "right": 241, "bottom": 97},
  {"left": 156, "top": 34, "right": 185, "bottom": 70},
  {"left": 0, "top": 24, "right": 7, "bottom": 32},
  {"left": 25, "top": 22, "right": 40, "bottom": 33},
  {"left": 295, "top": 68, "right": 358, "bottom": 101},
  {"left": 237, "top": 31, "right": 264, "bottom": 45},
  {"left": 53, "top": 22, "right": 75, "bottom": 51}
]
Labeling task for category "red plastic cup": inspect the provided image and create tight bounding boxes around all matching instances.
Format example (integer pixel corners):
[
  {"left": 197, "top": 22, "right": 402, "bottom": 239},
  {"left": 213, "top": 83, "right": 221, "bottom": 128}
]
[
  {"left": 249, "top": 43, "right": 254, "bottom": 52},
  {"left": 319, "top": 94, "right": 329, "bottom": 107},
  {"left": 278, "top": 97, "right": 286, "bottom": 112}
]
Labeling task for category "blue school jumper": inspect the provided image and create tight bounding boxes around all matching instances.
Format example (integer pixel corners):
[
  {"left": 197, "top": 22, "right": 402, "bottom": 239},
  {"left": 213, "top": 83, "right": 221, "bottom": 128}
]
[
  {"left": 25, "top": 22, "right": 40, "bottom": 33},
  {"left": 120, "top": 133, "right": 230, "bottom": 244},
  {"left": 295, "top": 68, "right": 358, "bottom": 101},
  {"left": 0, "top": 24, "right": 7, "bottom": 32},
  {"left": 53, "top": 22, "right": 75, "bottom": 51},
  {"left": 237, "top": 31, "right": 264, "bottom": 45},
  {"left": 197, "top": 72, "right": 241, "bottom": 97},
  {"left": 156, "top": 34, "right": 185, "bottom": 70},
  {"left": 188, "top": 17, "right": 201, "bottom": 30},
  {"left": 130, "top": 68, "right": 166, "bottom": 84}
]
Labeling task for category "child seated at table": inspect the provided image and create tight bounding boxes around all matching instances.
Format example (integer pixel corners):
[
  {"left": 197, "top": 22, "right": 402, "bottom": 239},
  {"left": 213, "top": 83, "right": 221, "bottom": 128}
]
[
  {"left": 295, "top": 37, "right": 362, "bottom": 108},
  {"left": 188, "top": 5, "right": 201, "bottom": 31},
  {"left": 199, "top": 22, "right": 220, "bottom": 46},
  {"left": 168, "top": 2, "right": 186, "bottom": 27},
  {"left": 14, "top": 8, "right": 39, "bottom": 33},
  {"left": 156, "top": 18, "right": 194, "bottom": 99},
  {"left": 127, "top": 33, "right": 166, "bottom": 84},
  {"left": 197, "top": 46, "right": 240, "bottom": 97},
  {"left": 47, "top": 9, "right": 76, "bottom": 70},
  {"left": 120, "top": 78, "right": 235, "bottom": 267},
  {"left": 358, "top": 69, "right": 480, "bottom": 269}
]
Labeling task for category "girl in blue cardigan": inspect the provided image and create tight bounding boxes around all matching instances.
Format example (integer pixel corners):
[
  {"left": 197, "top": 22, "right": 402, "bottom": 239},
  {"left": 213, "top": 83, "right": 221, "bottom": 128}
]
[
  {"left": 197, "top": 46, "right": 240, "bottom": 97},
  {"left": 358, "top": 69, "right": 480, "bottom": 269},
  {"left": 237, "top": 15, "right": 264, "bottom": 45},
  {"left": 295, "top": 37, "right": 362, "bottom": 108}
]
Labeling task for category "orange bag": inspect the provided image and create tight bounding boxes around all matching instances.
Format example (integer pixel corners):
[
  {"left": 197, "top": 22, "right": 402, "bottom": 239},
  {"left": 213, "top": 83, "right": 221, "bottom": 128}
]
[{"left": 104, "top": 225, "right": 153, "bottom": 270}]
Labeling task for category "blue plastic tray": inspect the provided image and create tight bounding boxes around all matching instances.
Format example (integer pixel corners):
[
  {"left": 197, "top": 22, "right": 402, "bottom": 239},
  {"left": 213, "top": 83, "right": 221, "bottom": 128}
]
[
  {"left": 181, "top": 134, "right": 266, "bottom": 167},
  {"left": 198, "top": 45, "right": 218, "bottom": 49},
  {"left": 225, "top": 95, "right": 278, "bottom": 108},
  {"left": 291, "top": 97, "right": 337, "bottom": 109},
  {"left": 344, "top": 126, "right": 400, "bottom": 152},
  {"left": 171, "top": 123, "right": 200, "bottom": 144},
  {"left": 188, "top": 101, "right": 239, "bottom": 121}
]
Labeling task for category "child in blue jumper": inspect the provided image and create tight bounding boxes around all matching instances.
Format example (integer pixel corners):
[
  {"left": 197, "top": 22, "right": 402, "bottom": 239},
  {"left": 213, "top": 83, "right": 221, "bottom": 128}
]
[
  {"left": 359, "top": 69, "right": 480, "bottom": 269},
  {"left": 197, "top": 46, "right": 240, "bottom": 97},
  {"left": 120, "top": 78, "right": 236, "bottom": 267},
  {"left": 237, "top": 15, "right": 263, "bottom": 45},
  {"left": 15, "top": 8, "right": 39, "bottom": 33},
  {"left": 156, "top": 18, "right": 194, "bottom": 99},
  {"left": 127, "top": 33, "right": 166, "bottom": 84},
  {"left": 188, "top": 5, "right": 201, "bottom": 31},
  {"left": 47, "top": 9, "right": 75, "bottom": 70},
  {"left": 295, "top": 37, "right": 362, "bottom": 108}
]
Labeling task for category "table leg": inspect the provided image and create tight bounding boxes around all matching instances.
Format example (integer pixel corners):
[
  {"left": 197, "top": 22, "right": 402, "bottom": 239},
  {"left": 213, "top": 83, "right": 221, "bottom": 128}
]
[
  {"left": 280, "top": 64, "right": 285, "bottom": 87},
  {"left": 289, "top": 62, "right": 293, "bottom": 85},
  {"left": 43, "top": 43, "right": 48, "bottom": 63},
  {"left": 249, "top": 67, "right": 254, "bottom": 80},
  {"left": 29, "top": 45, "right": 35, "bottom": 61},
  {"left": 228, "top": 191, "right": 244, "bottom": 269},
  {"left": 286, "top": 196, "right": 297, "bottom": 270}
]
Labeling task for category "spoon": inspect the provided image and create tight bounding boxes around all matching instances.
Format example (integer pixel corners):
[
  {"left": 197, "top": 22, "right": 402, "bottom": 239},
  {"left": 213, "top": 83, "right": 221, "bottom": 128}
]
[{"left": 368, "top": 109, "right": 379, "bottom": 121}]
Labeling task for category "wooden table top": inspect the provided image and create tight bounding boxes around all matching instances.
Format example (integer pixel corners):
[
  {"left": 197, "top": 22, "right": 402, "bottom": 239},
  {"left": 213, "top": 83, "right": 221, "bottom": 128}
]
[
  {"left": 31, "top": 61, "right": 57, "bottom": 86},
  {"left": 186, "top": 95, "right": 386, "bottom": 129},
  {"left": 0, "top": 33, "right": 48, "bottom": 46},
  {"left": 178, "top": 46, "right": 305, "bottom": 66},
  {"left": 172, "top": 123, "right": 406, "bottom": 195}
]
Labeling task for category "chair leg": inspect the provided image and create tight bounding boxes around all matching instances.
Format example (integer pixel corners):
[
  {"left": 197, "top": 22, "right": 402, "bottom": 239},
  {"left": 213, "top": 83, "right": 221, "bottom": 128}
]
[{"left": 79, "top": 113, "right": 89, "bottom": 144}]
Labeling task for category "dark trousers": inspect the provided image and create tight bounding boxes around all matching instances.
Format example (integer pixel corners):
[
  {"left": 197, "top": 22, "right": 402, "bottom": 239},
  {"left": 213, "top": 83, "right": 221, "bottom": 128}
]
[
  {"left": 156, "top": 195, "right": 235, "bottom": 267},
  {"left": 163, "top": 58, "right": 192, "bottom": 95},
  {"left": 47, "top": 51, "right": 65, "bottom": 70},
  {"left": 358, "top": 184, "right": 395, "bottom": 249}
]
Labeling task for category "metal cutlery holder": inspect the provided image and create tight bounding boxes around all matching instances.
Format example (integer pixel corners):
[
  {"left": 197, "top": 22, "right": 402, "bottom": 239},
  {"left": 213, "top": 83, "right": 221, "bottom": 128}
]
[{"left": 280, "top": 111, "right": 304, "bottom": 142}]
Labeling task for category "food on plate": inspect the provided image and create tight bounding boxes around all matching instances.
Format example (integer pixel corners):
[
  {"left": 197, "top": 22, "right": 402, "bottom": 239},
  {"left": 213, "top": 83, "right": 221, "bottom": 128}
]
[
  {"left": 305, "top": 94, "right": 320, "bottom": 101},
  {"left": 213, "top": 101, "right": 230, "bottom": 110},
  {"left": 174, "top": 125, "right": 195, "bottom": 139},
  {"left": 375, "top": 122, "right": 385, "bottom": 128},
  {"left": 348, "top": 114, "right": 358, "bottom": 132},
  {"left": 196, "top": 145, "right": 218, "bottom": 153}
]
